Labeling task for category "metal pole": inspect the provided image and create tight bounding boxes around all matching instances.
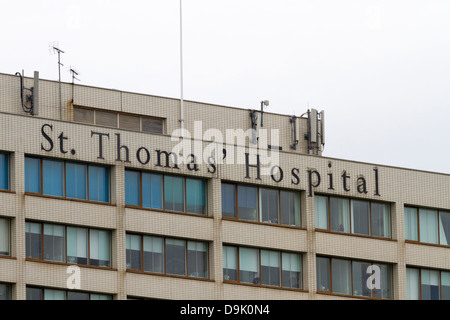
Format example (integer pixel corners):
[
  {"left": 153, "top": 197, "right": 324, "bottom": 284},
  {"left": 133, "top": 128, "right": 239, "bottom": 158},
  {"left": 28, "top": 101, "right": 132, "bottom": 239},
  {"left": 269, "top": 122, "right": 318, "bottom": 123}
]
[
  {"left": 179, "top": 0, "right": 184, "bottom": 137},
  {"left": 58, "top": 50, "right": 62, "bottom": 120}
]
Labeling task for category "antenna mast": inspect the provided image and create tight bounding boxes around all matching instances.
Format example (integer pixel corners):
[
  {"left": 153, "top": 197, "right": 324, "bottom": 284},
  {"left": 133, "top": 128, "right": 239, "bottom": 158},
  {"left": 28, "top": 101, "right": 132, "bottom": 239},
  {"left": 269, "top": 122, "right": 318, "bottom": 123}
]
[
  {"left": 69, "top": 67, "right": 80, "bottom": 103},
  {"left": 50, "top": 42, "right": 65, "bottom": 120}
]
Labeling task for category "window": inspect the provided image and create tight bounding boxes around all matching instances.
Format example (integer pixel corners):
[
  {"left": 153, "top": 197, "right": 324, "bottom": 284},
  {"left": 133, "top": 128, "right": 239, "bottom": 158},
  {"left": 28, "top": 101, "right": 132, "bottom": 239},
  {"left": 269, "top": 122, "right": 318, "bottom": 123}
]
[
  {"left": 223, "top": 245, "right": 302, "bottom": 290},
  {"left": 125, "top": 170, "right": 207, "bottom": 215},
  {"left": 316, "top": 257, "right": 393, "bottom": 299},
  {"left": 25, "top": 157, "right": 110, "bottom": 203},
  {"left": 222, "top": 183, "right": 301, "bottom": 227},
  {"left": 0, "top": 218, "right": 10, "bottom": 256},
  {"left": 126, "top": 234, "right": 208, "bottom": 279},
  {"left": 26, "top": 222, "right": 111, "bottom": 268},
  {"left": 0, "top": 152, "right": 9, "bottom": 191},
  {"left": 406, "top": 267, "right": 450, "bottom": 300},
  {"left": 315, "top": 195, "right": 391, "bottom": 238},
  {"left": 0, "top": 283, "right": 11, "bottom": 300},
  {"left": 26, "top": 287, "right": 112, "bottom": 300},
  {"left": 405, "top": 207, "right": 450, "bottom": 246},
  {"left": 73, "top": 106, "right": 164, "bottom": 134}
]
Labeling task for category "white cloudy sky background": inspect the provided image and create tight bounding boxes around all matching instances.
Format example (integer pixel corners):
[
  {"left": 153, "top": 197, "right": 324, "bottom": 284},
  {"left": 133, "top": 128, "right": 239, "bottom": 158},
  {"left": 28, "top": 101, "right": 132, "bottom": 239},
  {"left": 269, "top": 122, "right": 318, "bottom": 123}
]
[{"left": 1, "top": 0, "right": 449, "bottom": 174}]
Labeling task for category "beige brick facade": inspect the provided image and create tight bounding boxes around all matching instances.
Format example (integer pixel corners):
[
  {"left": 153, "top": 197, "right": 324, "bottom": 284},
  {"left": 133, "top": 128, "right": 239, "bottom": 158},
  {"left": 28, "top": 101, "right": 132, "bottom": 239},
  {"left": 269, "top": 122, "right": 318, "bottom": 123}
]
[{"left": 0, "top": 72, "right": 449, "bottom": 300}]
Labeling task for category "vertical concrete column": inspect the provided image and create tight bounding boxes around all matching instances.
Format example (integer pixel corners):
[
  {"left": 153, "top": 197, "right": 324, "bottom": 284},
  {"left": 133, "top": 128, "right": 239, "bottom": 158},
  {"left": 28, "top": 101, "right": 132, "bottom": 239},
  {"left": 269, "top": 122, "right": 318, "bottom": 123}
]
[
  {"left": 305, "top": 192, "right": 316, "bottom": 299},
  {"left": 209, "top": 177, "right": 223, "bottom": 299},
  {"left": 113, "top": 164, "right": 127, "bottom": 300},
  {"left": 393, "top": 202, "right": 407, "bottom": 300},
  {"left": 13, "top": 152, "right": 26, "bottom": 300}
]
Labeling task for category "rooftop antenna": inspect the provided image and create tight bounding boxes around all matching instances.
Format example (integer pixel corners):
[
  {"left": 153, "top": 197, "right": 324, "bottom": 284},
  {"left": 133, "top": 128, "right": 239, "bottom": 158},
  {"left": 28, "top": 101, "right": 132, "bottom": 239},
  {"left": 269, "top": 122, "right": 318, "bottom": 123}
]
[
  {"left": 49, "top": 42, "right": 65, "bottom": 120},
  {"left": 69, "top": 66, "right": 80, "bottom": 103}
]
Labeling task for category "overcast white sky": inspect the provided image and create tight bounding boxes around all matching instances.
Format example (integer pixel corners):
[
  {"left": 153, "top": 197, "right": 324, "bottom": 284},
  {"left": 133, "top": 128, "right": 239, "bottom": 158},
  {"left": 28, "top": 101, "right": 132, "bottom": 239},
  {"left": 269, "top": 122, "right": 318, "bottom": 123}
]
[{"left": 1, "top": 0, "right": 449, "bottom": 174}]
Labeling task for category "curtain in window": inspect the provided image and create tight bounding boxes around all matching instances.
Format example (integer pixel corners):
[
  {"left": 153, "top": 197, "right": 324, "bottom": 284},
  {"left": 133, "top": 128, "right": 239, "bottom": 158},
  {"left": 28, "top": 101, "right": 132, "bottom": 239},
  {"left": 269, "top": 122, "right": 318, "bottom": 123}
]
[
  {"left": 164, "top": 176, "right": 185, "bottom": 212},
  {"left": 439, "top": 211, "right": 450, "bottom": 246},
  {"left": 25, "top": 222, "right": 42, "bottom": 259},
  {"left": 125, "top": 170, "right": 140, "bottom": 206},
  {"left": 143, "top": 236, "right": 164, "bottom": 273},
  {"left": 282, "top": 252, "right": 302, "bottom": 289},
  {"left": 280, "top": 191, "right": 300, "bottom": 227},
  {"left": 66, "top": 162, "right": 87, "bottom": 200},
  {"left": 406, "top": 268, "right": 420, "bottom": 300},
  {"left": 25, "top": 157, "right": 41, "bottom": 193},
  {"left": 404, "top": 207, "right": 418, "bottom": 241},
  {"left": 259, "top": 188, "right": 279, "bottom": 224},
  {"left": 261, "top": 250, "right": 280, "bottom": 287},
  {"left": 0, "top": 218, "right": 9, "bottom": 256},
  {"left": 223, "top": 246, "right": 238, "bottom": 281},
  {"left": 142, "top": 173, "right": 163, "bottom": 210},
  {"left": 419, "top": 209, "right": 438, "bottom": 244},
  {"left": 421, "top": 269, "right": 440, "bottom": 300},
  {"left": 330, "top": 197, "right": 350, "bottom": 233},
  {"left": 43, "top": 224, "right": 65, "bottom": 262},
  {"left": 371, "top": 202, "right": 391, "bottom": 238},
  {"left": 316, "top": 257, "right": 331, "bottom": 292},
  {"left": 314, "top": 195, "right": 328, "bottom": 229},
  {"left": 44, "top": 289, "right": 66, "bottom": 300},
  {"left": 239, "top": 247, "right": 260, "bottom": 284},
  {"left": 0, "top": 153, "right": 8, "bottom": 190},
  {"left": 126, "top": 234, "right": 141, "bottom": 270},
  {"left": 89, "top": 165, "right": 109, "bottom": 203},
  {"left": 221, "top": 184, "right": 236, "bottom": 218},
  {"left": 187, "top": 241, "right": 208, "bottom": 278},
  {"left": 43, "top": 159, "right": 64, "bottom": 197},
  {"left": 351, "top": 200, "right": 370, "bottom": 236},
  {"left": 166, "top": 238, "right": 186, "bottom": 276},
  {"left": 67, "top": 227, "right": 88, "bottom": 265},
  {"left": 89, "top": 230, "right": 111, "bottom": 267},
  {"left": 374, "top": 263, "right": 393, "bottom": 299},
  {"left": 186, "top": 178, "right": 206, "bottom": 215},
  {"left": 441, "top": 271, "right": 450, "bottom": 300},
  {"left": 0, "top": 283, "right": 11, "bottom": 300},
  {"left": 332, "top": 259, "right": 351, "bottom": 294},
  {"left": 237, "top": 185, "right": 258, "bottom": 222},
  {"left": 352, "top": 261, "right": 372, "bottom": 297}
]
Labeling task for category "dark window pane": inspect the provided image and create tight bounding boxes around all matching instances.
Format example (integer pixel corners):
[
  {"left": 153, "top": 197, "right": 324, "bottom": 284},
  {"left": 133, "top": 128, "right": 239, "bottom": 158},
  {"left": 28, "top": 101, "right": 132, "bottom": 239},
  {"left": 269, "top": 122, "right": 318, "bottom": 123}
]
[
  {"left": 0, "top": 153, "right": 9, "bottom": 190},
  {"left": 373, "top": 264, "right": 393, "bottom": 299},
  {"left": 187, "top": 241, "right": 208, "bottom": 278},
  {"left": 237, "top": 185, "right": 257, "bottom": 221},
  {"left": 26, "top": 222, "right": 42, "bottom": 259},
  {"left": 0, "top": 283, "right": 11, "bottom": 300},
  {"left": 332, "top": 259, "right": 352, "bottom": 295},
  {"left": 166, "top": 239, "right": 186, "bottom": 276},
  {"left": 316, "top": 257, "right": 331, "bottom": 292},
  {"left": 259, "top": 188, "right": 279, "bottom": 224},
  {"left": 66, "top": 162, "right": 87, "bottom": 200},
  {"left": 186, "top": 178, "right": 206, "bottom": 215},
  {"left": 67, "top": 292, "right": 89, "bottom": 300},
  {"left": 261, "top": 250, "right": 280, "bottom": 287},
  {"left": 142, "top": 173, "right": 163, "bottom": 210},
  {"left": 95, "top": 110, "right": 117, "bottom": 127},
  {"left": 89, "top": 165, "right": 110, "bottom": 203},
  {"left": 352, "top": 261, "right": 372, "bottom": 297},
  {"left": 421, "top": 269, "right": 440, "bottom": 300},
  {"left": 441, "top": 272, "right": 450, "bottom": 300},
  {"left": 280, "top": 191, "right": 301, "bottom": 227},
  {"left": 223, "top": 246, "right": 238, "bottom": 281},
  {"left": 439, "top": 211, "right": 450, "bottom": 245},
  {"left": 371, "top": 202, "right": 391, "bottom": 238},
  {"left": 42, "top": 159, "right": 64, "bottom": 197},
  {"left": 73, "top": 107, "right": 94, "bottom": 124},
  {"left": 143, "top": 236, "right": 164, "bottom": 273},
  {"left": 125, "top": 170, "right": 141, "bottom": 206},
  {"left": 222, "top": 184, "right": 236, "bottom": 218},
  {"left": 120, "top": 114, "right": 140, "bottom": 131},
  {"left": 351, "top": 200, "right": 370, "bottom": 235},
  {"left": 142, "top": 117, "right": 163, "bottom": 134},
  {"left": 126, "top": 234, "right": 142, "bottom": 270},
  {"left": 43, "top": 224, "right": 65, "bottom": 262},
  {"left": 164, "top": 176, "right": 185, "bottom": 212},
  {"left": 26, "top": 287, "right": 43, "bottom": 300},
  {"left": 0, "top": 218, "right": 10, "bottom": 256},
  {"left": 25, "top": 157, "right": 41, "bottom": 193}
]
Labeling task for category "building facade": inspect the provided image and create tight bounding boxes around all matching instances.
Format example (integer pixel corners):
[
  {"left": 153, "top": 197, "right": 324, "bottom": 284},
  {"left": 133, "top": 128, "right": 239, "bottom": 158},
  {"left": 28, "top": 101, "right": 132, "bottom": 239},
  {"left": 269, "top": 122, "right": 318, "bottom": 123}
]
[{"left": 0, "top": 71, "right": 449, "bottom": 300}]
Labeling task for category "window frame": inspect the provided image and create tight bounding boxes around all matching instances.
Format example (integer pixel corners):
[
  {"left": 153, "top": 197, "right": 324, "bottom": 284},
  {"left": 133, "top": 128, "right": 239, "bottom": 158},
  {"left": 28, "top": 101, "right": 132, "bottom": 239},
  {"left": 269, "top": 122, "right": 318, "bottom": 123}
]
[
  {"left": 0, "top": 152, "right": 10, "bottom": 191},
  {"left": 0, "top": 217, "right": 11, "bottom": 257},
  {"left": 125, "top": 233, "right": 209, "bottom": 280},
  {"left": 25, "top": 221, "right": 112, "bottom": 269},
  {"left": 406, "top": 267, "right": 450, "bottom": 300},
  {"left": 314, "top": 194, "right": 392, "bottom": 240},
  {"left": 404, "top": 206, "right": 450, "bottom": 247},
  {"left": 316, "top": 256, "right": 393, "bottom": 300},
  {"left": 221, "top": 182, "right": 302, "bottom": 229},
  {"left": 222, "top": 245, "right": 304, "bottom": 291},
  {"left": 26, "top": 286, "right": 112, "bottom": 300},
  {"left": 24, "top": 156, "right": 111, "bottom": 204},
  {"left": 125, "top": 169, "right": 208, "bottom": 216}
]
